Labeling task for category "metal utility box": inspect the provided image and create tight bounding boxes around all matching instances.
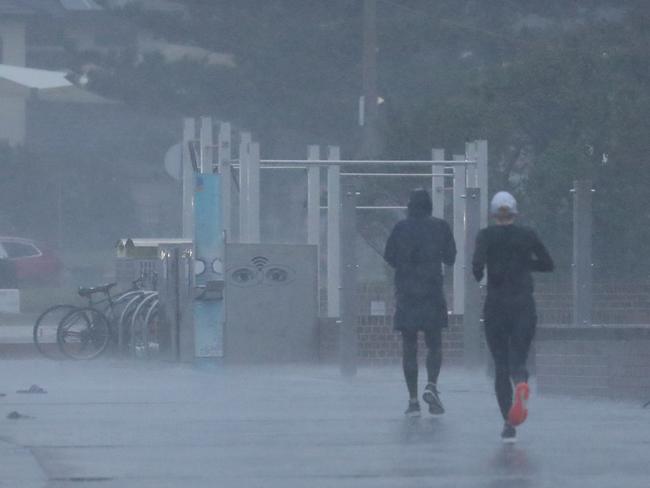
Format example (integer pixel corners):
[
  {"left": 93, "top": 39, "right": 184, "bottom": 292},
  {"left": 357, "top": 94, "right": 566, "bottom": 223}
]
[{"left": 225, "top": 243, "right": 318, "bottom": 363}]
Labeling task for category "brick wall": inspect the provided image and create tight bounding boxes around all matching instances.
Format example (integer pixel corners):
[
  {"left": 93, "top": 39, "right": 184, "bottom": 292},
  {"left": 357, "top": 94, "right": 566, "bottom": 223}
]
[
  {"left": 318, "top": 279, "right": 650, "bottom": 393},
  {"left": 535, "top": 326, "right": 650, "bottom": 400},
  {"left": 348, "top": 279, "right": 650, "bottom": 326},
  {"left": 318, "top": 314, "right": 464, "bottom": 366}
]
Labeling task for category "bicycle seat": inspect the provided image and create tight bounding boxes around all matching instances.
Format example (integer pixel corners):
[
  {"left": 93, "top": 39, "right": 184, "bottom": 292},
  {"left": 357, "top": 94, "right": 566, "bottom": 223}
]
[{"left": 78, "top": 283, "right": 117, "bottom": 298}]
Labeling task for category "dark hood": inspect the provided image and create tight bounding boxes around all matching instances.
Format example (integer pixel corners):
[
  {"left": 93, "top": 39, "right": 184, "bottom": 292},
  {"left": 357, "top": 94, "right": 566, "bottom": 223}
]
[{"left": 407, "top": 189, "right": 433, "bottom": 218}]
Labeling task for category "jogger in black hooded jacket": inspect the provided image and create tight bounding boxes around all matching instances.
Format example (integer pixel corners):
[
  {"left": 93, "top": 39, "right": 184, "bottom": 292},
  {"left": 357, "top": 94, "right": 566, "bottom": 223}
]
[
  {"left": 384, "top": 189, "right": 456, "bottom": 417},
  {"left": 472, "top": 191, "right": 553, "bottom": 442}
]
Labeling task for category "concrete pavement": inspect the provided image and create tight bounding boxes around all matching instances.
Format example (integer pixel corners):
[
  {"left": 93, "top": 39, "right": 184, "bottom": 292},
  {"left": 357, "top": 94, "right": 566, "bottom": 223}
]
[{"left": 0, "top": 360, "right": 648, "bottom": 487}]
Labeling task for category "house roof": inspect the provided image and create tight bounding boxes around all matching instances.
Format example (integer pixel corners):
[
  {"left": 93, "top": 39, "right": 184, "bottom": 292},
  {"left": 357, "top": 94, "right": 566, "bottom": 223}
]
[
  {"left": 0, "top": 0, "right": 101, "bottom": 16},
  {"left": 105, "top": 0, "right": 183, "bottom": 11},
  {"left": 0, "top": 0, "right": 63, "bottom": 15},
  {"left": 0, "top": 64, "right": 110, "bottom": 103},
  {"left": 59, "top": 0, "right": 102, "bottom": 11},
  {"left": 0, "top": 64, "right": 71, "bottom": 89}
]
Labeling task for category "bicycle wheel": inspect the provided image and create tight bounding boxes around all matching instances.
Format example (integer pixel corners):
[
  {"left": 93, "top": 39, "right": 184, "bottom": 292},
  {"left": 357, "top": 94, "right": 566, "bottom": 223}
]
[
  {"left": 105, "top": 290, "right": 148, "bottom": 352},
  {"left": 33, "top": 304, "right": 77, "bottom": 359},
  {"left": 57, "top": 307, "right": 111, "bottom": 360},
  {"left": 143, "top": 300, "right": 160, "bottom": 357},
  {"left": 130, "top": 294, "right": 158, "bottom": 358},
  {"left": 117, "top": 291, "right": 157, "bottom": 354},
  {"left": 117, "top": 291, "right": 152, "bottom": 351}
]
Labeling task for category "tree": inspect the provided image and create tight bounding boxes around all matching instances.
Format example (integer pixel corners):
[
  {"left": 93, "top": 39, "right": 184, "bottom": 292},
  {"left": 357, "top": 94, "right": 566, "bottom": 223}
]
[
  {"left": 383, "top": 4, "right": 650, "bottom": 274},
  {"left": 81, "top": 1, "right": 650, "bottom": 275}
]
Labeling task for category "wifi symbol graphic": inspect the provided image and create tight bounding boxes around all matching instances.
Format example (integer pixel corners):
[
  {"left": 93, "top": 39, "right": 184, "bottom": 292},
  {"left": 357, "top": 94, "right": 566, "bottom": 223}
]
[{"left": 251, "top": 256, "right": 269, "bottom": 270}]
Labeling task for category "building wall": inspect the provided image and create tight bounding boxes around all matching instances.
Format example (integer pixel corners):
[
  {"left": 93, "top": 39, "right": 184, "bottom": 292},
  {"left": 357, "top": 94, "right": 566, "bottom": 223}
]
[
  {"left": 0, "top": 19, "right": 27, "bottom": 145},
  {"left": 0, "top": 19, "right": 26, "bottom": 66},
  {"left": 0, "top": 96, "right": 26, "bottom": 145}
]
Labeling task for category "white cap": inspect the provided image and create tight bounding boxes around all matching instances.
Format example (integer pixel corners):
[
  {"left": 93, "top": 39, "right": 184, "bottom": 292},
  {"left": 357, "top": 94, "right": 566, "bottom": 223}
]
[{"left": 490, "top": 191, "right": 518, "bottom": 215}]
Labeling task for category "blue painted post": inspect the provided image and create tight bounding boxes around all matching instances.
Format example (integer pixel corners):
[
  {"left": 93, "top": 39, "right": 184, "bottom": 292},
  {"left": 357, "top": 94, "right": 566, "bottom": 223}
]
[{"left": 193, "top": 117, "right": 225, "bottom": 359}]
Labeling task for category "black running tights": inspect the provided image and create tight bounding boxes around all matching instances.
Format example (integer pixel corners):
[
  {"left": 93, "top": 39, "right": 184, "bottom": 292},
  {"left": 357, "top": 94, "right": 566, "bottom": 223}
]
[
  {"left": 484, "top": 294, "right": 537, "bottom": 420},
  {"left": 401, "top": 328, "right": 442, "bottom": 400}
]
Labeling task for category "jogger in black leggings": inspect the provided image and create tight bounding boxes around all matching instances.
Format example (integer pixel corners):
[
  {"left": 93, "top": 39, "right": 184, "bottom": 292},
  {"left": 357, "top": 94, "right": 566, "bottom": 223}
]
[
  {"left": 484, "top": 294, "right": 537, "bottom": 421},
  {"left": 384, "top": 189, "right": 456, "bottom": 417},
  {"left": 473, "top": 191, "right": 553, "bottom": 442},
  {"left": 401, "top": 327, "right": 442, "bottom": 402}
]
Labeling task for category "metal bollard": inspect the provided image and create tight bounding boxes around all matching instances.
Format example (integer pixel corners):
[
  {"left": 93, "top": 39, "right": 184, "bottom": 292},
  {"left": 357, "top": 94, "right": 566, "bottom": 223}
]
[
  {"left": 339, "top": 184, "right": 359, "bottom": 376},
  {"left": 463, "top": 187, "right": 483, "bottom": 367},
  {"left": 572, "top": 180, "right": 593, "bottom": 327}
]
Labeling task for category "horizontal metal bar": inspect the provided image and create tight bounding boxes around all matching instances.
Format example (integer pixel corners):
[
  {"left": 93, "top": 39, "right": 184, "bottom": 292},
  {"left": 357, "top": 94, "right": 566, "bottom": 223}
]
[
  {"left": 261, "top": 166, "right": 306, "bottom": 170},
  {"left": 231, "top": 167, "right": 460, "bottom": 179},
  {"left": 320, "top": 206, "right": 406, "bottom": 210},
  {"left": 260, "top": 159, "right": 477, "bottom": 166},
  {"left": 231, "top": 165, "right": 307, "bottom": 170},
  {"left": 234, "top": 167, "right": 462, "bottom": 175},
  {"left": 357, "top": 206, "right": 407, "bottom": 210},
  {"left": 341, "top": 172, "right": 450, "bottom": 177}
]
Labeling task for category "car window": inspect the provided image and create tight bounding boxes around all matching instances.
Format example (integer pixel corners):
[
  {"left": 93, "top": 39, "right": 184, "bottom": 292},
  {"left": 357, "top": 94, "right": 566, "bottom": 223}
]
[{"left": 2, "top": 242, "right": 40, "bottom": 258}]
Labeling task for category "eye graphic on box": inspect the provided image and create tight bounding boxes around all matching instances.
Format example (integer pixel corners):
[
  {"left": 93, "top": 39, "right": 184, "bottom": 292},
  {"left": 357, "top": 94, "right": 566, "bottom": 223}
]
[
  {"left": 262, "top": 264, "right": 295, "bottom": 286},
  {"left": 228, "top": 259, "right": 295, "bottom": 287},
  {"left": 229, "top": 266, "right": 259, "bottom": 287},
  {"left": 264, "top": 266, "right": 289, "bottom": 283}
]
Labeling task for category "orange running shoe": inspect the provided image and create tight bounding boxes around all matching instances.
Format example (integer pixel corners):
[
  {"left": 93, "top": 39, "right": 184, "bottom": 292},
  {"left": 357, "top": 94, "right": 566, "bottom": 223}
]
[{"left": 507, "top": 382, "right": 530, "bottom": 427}]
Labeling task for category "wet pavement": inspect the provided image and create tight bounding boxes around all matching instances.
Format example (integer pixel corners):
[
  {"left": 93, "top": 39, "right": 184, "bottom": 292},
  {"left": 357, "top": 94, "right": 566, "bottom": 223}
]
[{"left": 0, "top": 360, "right": 648, "bottom": 487}]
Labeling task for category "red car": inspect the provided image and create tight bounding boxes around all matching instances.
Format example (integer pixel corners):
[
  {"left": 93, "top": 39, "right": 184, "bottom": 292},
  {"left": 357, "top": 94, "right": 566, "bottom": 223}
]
[{"left": 0, "top": 237, "right": 62, "bottom": 287}]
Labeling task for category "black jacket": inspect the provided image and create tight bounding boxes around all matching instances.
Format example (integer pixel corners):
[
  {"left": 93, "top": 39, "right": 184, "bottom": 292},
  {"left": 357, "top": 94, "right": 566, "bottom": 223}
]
[
  {"left": 384, "top": 189, "right": 456, "bottom": 330},
  {"left": 472, "top": 224, "right": 553, "bottom": 296}
]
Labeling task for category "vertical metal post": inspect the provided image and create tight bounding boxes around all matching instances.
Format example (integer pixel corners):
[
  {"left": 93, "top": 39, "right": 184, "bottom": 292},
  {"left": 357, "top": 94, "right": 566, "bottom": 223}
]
[
  {"left": 452, "top": 155, "right": 467, "bottom": 314},
  {"left": 573, "top": 180, "right": 593, "bottom": 327},
  {"left": 200, "top": 116, "right": 213, "bottom": 174},
  {"left": 170, "top": 248, "right": 180, "bottom": 360},
  {"left": 359, "top": 0, "right": 380, "bottom": 158},
  {"left": 157, "top": 244, "right": 194, "bottom": 362},
  {"left": 327, "top": 146, "right": 341, "bottom": 318},
  {"left": 307, "top": 145, "right": 321, "bottom": 246},
  {"left": 476, "top": 140, "right": 489, "bottom": 229},
  {"left": 218, "top": 122, "right": 232, "bottom": 241},
  {"left": 193, "top": 162, "right": 223, "bottom": 359},
  {"left": 238, "top": 132, "right": 251, "bottom": 243},
  {"left": 340, "top": 183, "right": 358, "bottom": 376},
  {"left": 431, "top": 148, "right": 445, "bottom": 220},
  {"left": 464, "top": 188, "right": 482, "bottom": 367},
  {"left": 248, "top": 142, "right": 261, "bottom": 243},
  {"left": 178, "top": 246, "right": 195, "bottom": 362},
  {"left": 465, "top": 142, "right": 478, "bottom": 188},
  {"left": 182, "top": 118, "right": 196, "bottom": 239}
]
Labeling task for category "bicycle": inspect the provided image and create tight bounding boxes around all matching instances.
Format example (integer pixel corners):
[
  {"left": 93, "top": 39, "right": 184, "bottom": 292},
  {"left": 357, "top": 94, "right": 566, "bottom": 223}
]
[
  {"left": 129, "top": 291, "right": 161, "bottom": 358},
  {"left": 33, "top": 275, "right": 158, "bottom": 359}
]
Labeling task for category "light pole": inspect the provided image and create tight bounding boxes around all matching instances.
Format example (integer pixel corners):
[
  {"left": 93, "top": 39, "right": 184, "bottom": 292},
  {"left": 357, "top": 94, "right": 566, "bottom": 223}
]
[{"left": 358, "top": 0, "right": 381, "bottom": 159}]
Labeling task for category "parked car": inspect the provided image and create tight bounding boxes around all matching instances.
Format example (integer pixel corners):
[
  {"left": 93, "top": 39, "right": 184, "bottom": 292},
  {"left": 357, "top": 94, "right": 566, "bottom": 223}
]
[{"left": 0, "top": 237, "right": 62, "bottom": 287}]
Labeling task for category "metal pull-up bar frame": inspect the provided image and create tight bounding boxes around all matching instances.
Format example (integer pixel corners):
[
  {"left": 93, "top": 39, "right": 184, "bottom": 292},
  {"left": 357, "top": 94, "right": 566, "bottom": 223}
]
[{"left": 185, "top": 118, "right": 488, "bottom": 318}]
